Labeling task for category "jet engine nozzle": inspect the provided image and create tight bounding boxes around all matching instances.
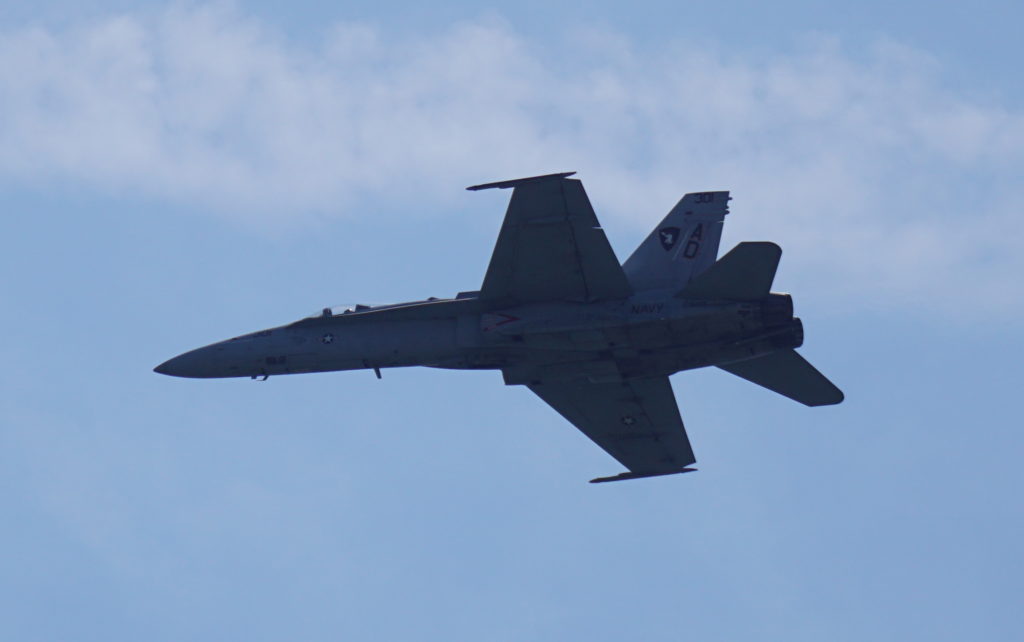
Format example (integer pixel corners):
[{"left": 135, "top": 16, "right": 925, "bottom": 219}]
[
  {"left": 760, "top": 293, "right": 794, "bottom": 327},
  {"left": 773, "top": 317, "right": 804, "bottom": 349}
]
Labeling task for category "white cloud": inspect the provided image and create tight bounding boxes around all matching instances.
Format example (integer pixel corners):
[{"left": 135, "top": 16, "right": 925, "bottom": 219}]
[{"left": 1, "top": 5, "right": 1022, "bottom": 313}]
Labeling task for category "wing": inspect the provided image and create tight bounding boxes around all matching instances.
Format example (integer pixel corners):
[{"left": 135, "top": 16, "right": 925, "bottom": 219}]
[
  {"left": 526, "top": 375, "right": 696, "bottom": 482},
  {"left": 470, "top": 173, "right": 632, "bottom": 308}
]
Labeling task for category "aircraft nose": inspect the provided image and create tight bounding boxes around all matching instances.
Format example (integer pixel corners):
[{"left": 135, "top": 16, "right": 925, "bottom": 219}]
[{"left": 153, "top": 347, "right": 216, "bottom": 378}]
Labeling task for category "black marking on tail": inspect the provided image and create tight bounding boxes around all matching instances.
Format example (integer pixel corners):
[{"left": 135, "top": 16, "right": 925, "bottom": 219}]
[{"left": 659, "top": 227, "right": 680, "bottom": 251}]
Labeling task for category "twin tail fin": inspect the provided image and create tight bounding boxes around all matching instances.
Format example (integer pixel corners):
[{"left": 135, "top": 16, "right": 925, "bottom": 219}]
[{"left": 623, "top": 191, "right": 730, "bottom": 291}]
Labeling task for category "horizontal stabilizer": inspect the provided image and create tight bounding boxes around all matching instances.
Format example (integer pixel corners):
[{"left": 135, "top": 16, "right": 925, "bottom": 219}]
[
  {"left": 718, "top": 349, "right": 844, "bottom": 406},
  {"left": 590, "top": 468, "right": 697, "bottom": 483},
  {"left": 678, "top": 241, "right": 781, "bottom": 300}
]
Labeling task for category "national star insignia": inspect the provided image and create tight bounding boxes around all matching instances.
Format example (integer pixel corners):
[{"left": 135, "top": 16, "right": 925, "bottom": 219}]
[{"left": 321, "top": 333, "right": 334, "bottom": 344}]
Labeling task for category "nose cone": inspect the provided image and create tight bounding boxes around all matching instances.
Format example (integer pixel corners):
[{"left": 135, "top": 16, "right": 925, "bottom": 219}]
[
  {"left": 154, "top": 346, "right": 221, "bottom": 378},
  {"left": 153, "top": 359, "right": 176, "bottom": 376}
]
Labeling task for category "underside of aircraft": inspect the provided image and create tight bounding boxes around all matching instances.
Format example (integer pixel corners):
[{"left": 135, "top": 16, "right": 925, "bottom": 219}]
[{"left": 156, "top": 172, "right": 843, "bottom": 483}]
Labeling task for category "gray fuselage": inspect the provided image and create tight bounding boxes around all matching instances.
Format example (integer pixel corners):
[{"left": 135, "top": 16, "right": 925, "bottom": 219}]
[{"left": 154, "top": 291, "right": 801, "bottom": 384}]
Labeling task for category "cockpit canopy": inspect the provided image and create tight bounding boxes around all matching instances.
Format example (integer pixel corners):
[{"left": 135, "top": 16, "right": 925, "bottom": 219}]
[
  {"left": 292, "top": 296, "right": 454, "bottom": 325},
  {"left": 303, "top": 303, "right": 374, "bottom": 320}
]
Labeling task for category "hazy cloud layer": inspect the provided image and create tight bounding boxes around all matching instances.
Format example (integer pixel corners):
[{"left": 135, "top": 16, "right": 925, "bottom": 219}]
[{"left": 1, "top": 4, "right": 1022, "bottom": 311}]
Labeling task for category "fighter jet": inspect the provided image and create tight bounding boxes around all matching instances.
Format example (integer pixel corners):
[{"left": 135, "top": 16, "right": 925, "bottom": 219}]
[{"left": 156, "top": 172, "right": 842, "bottom": 482}]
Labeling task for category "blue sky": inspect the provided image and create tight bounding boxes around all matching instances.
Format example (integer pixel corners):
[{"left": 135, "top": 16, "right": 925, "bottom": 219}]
[{"left": 1, "top": 2, "right": 1022, "bottom": 640}]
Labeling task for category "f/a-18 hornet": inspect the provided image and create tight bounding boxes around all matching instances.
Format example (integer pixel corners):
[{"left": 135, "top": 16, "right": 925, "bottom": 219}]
[{"left": 156, "top": 172, "right": 843, "bottom": 483}]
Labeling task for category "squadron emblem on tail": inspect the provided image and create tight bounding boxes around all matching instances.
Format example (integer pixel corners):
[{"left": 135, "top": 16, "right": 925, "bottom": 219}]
[{"left": 659, "top": 227, "right": 680, "bottom": 251}]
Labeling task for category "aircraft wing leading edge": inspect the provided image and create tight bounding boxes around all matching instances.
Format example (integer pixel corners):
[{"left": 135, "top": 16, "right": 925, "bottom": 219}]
[
  {"left": 474, "top": 174, "right": 632, "bottom": 308},
  {"left": 526, "top": 376, "right": 697, "bottom": 482}
]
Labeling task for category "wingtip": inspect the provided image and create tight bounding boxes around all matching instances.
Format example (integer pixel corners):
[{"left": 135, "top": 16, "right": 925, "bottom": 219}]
[
  {"left": 589, "top": 468, "right": 697, "bottom": 483},
  {"left": 466, "top": 171, "right": 577, "bottom": 191}
]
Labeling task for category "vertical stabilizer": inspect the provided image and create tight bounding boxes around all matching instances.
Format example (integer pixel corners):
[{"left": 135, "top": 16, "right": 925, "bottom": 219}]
[
  {"left": 623, "top": 191, "right": 730, "bottom": 291},
  {"left": 676, "top": 242, "right": 781, "bottom": 300}
]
